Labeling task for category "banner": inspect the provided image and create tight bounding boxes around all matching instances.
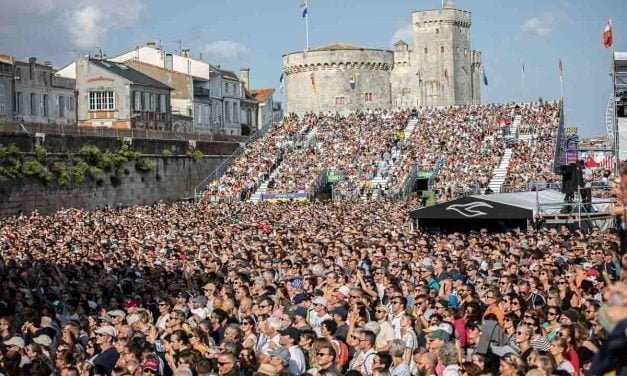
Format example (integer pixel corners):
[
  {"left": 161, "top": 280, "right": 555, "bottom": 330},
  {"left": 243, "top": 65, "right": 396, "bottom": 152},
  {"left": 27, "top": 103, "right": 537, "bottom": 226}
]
[
  {"left": 417, "top": 170, "right": 435, "bottom": 179},
  {"left": 261, "top": 192, "right": 308, "bottom": 202}
]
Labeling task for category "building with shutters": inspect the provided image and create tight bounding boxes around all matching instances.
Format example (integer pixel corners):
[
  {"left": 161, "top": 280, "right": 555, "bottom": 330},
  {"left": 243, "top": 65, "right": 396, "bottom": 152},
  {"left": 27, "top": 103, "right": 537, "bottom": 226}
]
[{"left": 74, "top": 57, "right": 172, "bottom": 130}]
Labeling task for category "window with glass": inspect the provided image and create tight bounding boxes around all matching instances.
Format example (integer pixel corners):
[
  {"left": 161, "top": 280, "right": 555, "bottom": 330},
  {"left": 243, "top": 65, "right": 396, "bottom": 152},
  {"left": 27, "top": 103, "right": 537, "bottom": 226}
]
[
  {"left": 30, "top": 93, "right": 37, "bottom": 115},
  {"left": 159, "top": 94, "right": 167, "bottom": 113},
  {"left": 88, "top": 91, "right": 115, "bottom": 111},
  {"left": 58, "top": 96, "right": 65, "bottom": 118},
  {"left": 42, "top": 94, "right": 48, "bottom": 116},
  {"left": 134, "top": 91, "right": 142, "bottom": 111},
  {"left": 0, "top": 84, "right": 5, "bottom": 115}
]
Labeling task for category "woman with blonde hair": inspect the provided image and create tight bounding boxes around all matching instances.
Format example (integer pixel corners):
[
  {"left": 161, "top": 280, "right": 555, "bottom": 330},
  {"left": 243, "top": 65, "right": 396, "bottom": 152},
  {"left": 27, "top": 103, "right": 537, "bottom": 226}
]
[
  {"left": 499, "top": 353, "right": 526, "bottom": 376},
  {"left": 549, "top": 338, "right": 575, "bottom": 375},
  {"left": 526, "top": 354, "right": 555, "bottom": 376}
]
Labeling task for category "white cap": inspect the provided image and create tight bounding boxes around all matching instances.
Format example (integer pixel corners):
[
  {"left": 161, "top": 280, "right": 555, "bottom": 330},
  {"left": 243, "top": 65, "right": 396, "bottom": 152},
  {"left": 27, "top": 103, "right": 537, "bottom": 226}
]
[
  {"left": 312, "top": 297, "right": 328, "bottom": 306},
  {"left": 95, "top": 326, "right": 119, "bottom": 338},
  {"left": 191, "top": 308, "right": 207, "bottom": 320}
]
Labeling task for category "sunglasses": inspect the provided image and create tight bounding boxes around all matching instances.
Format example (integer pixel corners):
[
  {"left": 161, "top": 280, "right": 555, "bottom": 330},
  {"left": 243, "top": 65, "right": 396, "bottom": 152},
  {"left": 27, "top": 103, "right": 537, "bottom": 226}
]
[
  {"left": 143, "top": 370, "right": 157, "bottom": 374},
  {"left": 218, "top": 361, "right": 233, "bottom": 366},
  {"left": 316, "top": 352, "right": 330, "bottom": 357}
]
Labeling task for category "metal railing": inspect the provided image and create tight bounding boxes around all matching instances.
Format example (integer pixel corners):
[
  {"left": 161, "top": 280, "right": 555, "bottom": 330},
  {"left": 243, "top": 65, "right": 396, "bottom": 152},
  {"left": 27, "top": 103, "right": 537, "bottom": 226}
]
[
  {"left": 193, "top": 127, "right": 264, "bottom": 200},
  {"left": 0, "top": 122, "right": 248, "bottom": 143}
]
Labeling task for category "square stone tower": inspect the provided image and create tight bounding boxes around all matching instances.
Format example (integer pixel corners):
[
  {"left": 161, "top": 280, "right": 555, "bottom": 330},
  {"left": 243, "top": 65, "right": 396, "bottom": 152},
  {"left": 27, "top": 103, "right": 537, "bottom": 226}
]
[{"left": 405, "top": 0, "right": 480, "bottom": 107}]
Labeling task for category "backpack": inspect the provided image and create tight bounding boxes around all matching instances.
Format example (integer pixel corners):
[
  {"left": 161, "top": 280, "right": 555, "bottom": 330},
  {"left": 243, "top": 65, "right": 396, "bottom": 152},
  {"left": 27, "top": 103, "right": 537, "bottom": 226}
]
[{"left": 336, "top": 339, "right": 350, "bottom": 367}]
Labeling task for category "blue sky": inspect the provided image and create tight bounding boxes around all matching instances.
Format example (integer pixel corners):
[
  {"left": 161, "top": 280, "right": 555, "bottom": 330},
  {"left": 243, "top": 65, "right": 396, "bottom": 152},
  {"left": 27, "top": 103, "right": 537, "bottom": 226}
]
[{"left": 1, "top": 0, "right": 625, "bottom": 137}]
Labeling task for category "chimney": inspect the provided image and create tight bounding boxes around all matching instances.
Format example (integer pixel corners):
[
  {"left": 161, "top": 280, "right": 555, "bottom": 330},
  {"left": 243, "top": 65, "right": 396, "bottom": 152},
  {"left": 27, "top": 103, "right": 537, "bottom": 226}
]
[
  {"left": 165, "top": 54, "right": 173, "bottom": 71},
  {"left": 181, "top": 48, "right": 190, "bottom": 58},
  {"left": 146, "top": 41, "right": 156, "bottom": 48},
  {"left": 240, "top": 68, "right": 250, "bottom": 91},
  {"left": 43, "top": 61, "right": 52, "bottom": 67}
]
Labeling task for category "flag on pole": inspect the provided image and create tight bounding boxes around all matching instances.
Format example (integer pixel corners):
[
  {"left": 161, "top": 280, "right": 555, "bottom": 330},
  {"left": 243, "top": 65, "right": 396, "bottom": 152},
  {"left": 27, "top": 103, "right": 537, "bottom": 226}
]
[
  {"left": 482, "top": 67, "right": 488, "bottom": 86},
  {"left": 558, "top": 58, "right": 563, "bottom": 80},
  {"left": 603, "top": 20, "right": 613, "bottom": 48},
  {"left": 301, "top": 0, "right": 308, "bottom": 18},
  {"left": 601, "top": 154, "right": 617, "bottom": 169},
  {"left": 310, "top": 72, "right": 316, "bottom": 92},
  {"left": 522, "top": 62, "right": 525, "bottom": 78},
  {"left": 279, "top": 73, "right": 284, "bottom": 94}
]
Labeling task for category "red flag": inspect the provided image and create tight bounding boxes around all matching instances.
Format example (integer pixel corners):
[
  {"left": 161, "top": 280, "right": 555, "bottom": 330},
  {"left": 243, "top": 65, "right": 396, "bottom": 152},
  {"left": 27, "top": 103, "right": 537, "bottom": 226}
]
[{"left": 603, "top": 20, "right": 613, "bottom": 48}]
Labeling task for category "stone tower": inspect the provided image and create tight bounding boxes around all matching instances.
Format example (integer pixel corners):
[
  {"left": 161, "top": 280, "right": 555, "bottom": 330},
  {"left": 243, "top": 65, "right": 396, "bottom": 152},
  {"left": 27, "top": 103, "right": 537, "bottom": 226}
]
[{"left": 391, "top": 0, "right": 481, "bottom": 108}]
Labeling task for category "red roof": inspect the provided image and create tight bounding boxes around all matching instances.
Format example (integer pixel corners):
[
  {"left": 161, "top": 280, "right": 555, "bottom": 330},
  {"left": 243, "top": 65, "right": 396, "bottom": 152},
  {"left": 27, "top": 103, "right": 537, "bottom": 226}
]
[{"left": 250, "top": 88, "right": 275, "bottom": 102}]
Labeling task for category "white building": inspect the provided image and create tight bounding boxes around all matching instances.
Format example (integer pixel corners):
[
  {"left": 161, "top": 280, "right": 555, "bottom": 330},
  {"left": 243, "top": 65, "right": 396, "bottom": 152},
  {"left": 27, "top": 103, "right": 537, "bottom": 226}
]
[{"left": 57, "top": 43, "right": 243, "bottom": 135}]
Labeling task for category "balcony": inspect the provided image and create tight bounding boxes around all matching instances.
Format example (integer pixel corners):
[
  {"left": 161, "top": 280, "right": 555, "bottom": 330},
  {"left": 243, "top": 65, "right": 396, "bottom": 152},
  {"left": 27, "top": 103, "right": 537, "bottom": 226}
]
[{"left": 194, "top": 87, "right": 211, "bottom": 99}]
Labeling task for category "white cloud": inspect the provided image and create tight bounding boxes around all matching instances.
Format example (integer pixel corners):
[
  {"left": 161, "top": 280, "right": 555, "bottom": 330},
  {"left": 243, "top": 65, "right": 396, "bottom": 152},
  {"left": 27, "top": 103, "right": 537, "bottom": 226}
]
[
  {"left": 0, "top": 0, "right": 143, "bottom": 64},
  {"left": 202, "top": 40, "right": 249, "bottom": 60},
  {"left": 390, "top": 24, "right": 413, "bottom": 46},
  {"left": 521, "top": 14, "right": 555, "bottom": 38},
  {"left": 68, "top": 0, "right": 143, "bottom": 49}
]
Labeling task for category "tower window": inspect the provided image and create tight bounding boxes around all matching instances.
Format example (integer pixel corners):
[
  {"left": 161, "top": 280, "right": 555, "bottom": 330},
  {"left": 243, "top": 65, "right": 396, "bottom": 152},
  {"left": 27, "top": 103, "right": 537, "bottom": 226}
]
[
  {"left": 424, "top": 48, "right": 428, "bottom": 54},
  {"left": 435, "top": 28, "right": 439, "bottom": 34},
  {"left": 441, "top": 46, "right": 445, "bottom": 53}
]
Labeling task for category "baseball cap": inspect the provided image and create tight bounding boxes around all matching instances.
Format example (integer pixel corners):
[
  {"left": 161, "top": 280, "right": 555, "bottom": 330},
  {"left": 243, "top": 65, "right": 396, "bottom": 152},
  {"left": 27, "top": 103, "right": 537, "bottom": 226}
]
[
  {"left": 291, "top": 279, "right": 303, "bottom": 289},
  {"left": 278, "top": 327, "right": 301, "bottom": 342},
  {"left": 191, "top": 308, "right": 207, "bottom": 320},
  {"left": 330, "top": 307, "right": 348, "bottom": 321},
  {"left": 269, "top": 347, "right": 291, "bottom": 365},
  {"left": 126, "top": 313, "right": 142, "bottom": 326},
  {"left": 191, "top": 295, "right": 208, "bottom": 306},
  {"left": 125, "top": 299, "right": 141, "bottom": 308},
  {"left": 33, "top": 334, "right": 52, "bottom": 347},
  {"left": 3, "top": 336, "right": 25, "bottom": 349},
  {"left": 98, "top": 315, "right": 113, "bottom": 323},
  {"left": 312, "top": 296, "right": 328, "bottom": 306},
  {"left": 293, "top": 293, "right": 309, "bottom": 305},
  {"left": 364, "top": 321, "right": 381, "bottom": 336},
  {"left": 426, "top": 329, "right": 450, "bottom": 341},
  {"left": 95, "top": 326, "right": 119, "bottom": 338},
  {"left": 293, "top": 307, "right": 308, "bottom": 319},
  {"left": 107, "top": 310, "right": 127, "bottom": 319},
  {"left": 142, "top": 357, "right": 160, "bottom": 371}
]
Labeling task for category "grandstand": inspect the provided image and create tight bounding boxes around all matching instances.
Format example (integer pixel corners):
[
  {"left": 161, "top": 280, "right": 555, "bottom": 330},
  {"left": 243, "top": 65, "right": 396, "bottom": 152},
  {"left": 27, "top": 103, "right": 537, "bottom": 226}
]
[{"left": 199, "top": 101, "right": 565, "bottom": 204}]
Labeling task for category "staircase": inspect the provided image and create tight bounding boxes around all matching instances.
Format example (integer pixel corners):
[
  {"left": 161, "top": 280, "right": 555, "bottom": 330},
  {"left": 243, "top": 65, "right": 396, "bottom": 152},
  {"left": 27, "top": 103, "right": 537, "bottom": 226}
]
[
  {"left": 248, "top": 168, "right": 280, "bottom": 203},
  {"left": 510, "top": 115, "right": 521, "bottom": 138},
  {"left": 248, "top": 122, "right": 318, "bottom": 203},
  {"left": 360, "top": 118, "right": 419, "bottom": 200},
  {"left": 487, "top": 148, "right": 513, "bottom": 194}
]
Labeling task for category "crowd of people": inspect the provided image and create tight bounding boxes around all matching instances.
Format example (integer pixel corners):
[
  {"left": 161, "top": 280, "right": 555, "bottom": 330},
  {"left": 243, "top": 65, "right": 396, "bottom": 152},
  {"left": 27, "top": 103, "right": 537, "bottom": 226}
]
[
  {"left": 1, "top": 192, "right": 627, "bottom": 376},
  {"left": 503, "top": 103, "right": 561, "bottom": 191},
  {"left": 265, "top": 111, "right": 408, "bottom": 196},
  {"left": 3, "top": 100, "right": 626, "bottom": 376},
  {"left": 204, "top": 114, "right": 318, "bottom": 202},
  {"left": 204, "top": 101, "right": 561, "bottom": 204}
]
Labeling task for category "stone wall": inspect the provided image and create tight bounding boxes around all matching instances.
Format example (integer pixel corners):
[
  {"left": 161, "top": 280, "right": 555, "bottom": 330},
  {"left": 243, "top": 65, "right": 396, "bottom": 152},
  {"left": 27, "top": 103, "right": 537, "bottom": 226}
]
[
  {"left": 0, "top": 155, "right": 226, "bottom": 215},
  {"left": 0, "top": 132, "right": 239, "bottom": 155}
]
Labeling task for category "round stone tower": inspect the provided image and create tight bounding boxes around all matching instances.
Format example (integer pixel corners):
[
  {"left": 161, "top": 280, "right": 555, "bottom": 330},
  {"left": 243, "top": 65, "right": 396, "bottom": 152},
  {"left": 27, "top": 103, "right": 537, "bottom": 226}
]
[
  {"left": 282, "top": 43, "right": 394, "bottom": 115},
  {"left": 410, "top": 0, "right": 480, "bottom": 106}
]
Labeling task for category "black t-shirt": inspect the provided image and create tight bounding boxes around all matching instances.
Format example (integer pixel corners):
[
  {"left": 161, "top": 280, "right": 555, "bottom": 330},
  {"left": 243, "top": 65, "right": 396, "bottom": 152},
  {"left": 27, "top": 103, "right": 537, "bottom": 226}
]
[{"left": 93, "top": 347, "right": 120, "bottom": 374}]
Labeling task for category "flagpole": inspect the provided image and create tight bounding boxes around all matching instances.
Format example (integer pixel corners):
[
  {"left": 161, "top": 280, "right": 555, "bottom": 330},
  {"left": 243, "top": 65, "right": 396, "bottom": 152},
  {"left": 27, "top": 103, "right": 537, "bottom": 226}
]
[
  {"left": 305, "top": 0, "right": 310, "bottom": 51},
  {"left": 611, "top": 20, "right": 619, "bottom": 170},
  {"left": 522, "top": 63, "right": 526, "bottom": 102}
]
